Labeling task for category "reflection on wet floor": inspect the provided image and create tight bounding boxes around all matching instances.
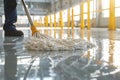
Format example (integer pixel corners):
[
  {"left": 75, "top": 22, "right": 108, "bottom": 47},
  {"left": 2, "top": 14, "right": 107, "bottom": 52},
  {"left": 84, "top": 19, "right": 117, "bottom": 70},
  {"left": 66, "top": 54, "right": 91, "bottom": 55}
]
[{"left": 0, "top": 28, "right": 120, "bottom": 80}]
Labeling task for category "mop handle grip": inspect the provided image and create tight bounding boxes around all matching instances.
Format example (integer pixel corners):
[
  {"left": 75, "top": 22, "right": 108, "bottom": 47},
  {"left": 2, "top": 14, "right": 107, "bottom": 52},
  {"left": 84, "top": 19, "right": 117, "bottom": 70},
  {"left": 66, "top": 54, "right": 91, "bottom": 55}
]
[{"left": 21, "top": 0, "right": 34, "bottom": 26}]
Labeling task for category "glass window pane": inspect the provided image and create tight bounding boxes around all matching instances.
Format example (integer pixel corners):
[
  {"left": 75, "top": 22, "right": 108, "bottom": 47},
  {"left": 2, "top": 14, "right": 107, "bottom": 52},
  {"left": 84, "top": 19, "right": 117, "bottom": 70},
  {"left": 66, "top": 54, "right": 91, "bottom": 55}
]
[
  {"left": 115, "top": 8, "right": 120, "bottom": 17},
  {"left": 102, "top": 10, "right": 109, "bottom": 18},
  {"left": 84, "top": 3, "right": 88, "bottom": 13},
  {"left": 115, "top": 0, "right": 120, "bottom": 7},
  {"left": 74, "top": 16, "right": 79, "bottom": 21},
  {"left": 84, "top": 14, "right": 88, "bottom": 19},
  {"left": 102, "top": 0, "right": 110, "bottom": 9},
  {"left": 90, "top": 0, "right": 96, "bottom": 12},
  {"left": 74, "top": 5, "right": 80, "bottom": 15},
  {"left": 51, "top": 14, "right": 54, "bottom": 23},
  {"left": 63, "top": 9, "right": 67, "bottom": 22}
]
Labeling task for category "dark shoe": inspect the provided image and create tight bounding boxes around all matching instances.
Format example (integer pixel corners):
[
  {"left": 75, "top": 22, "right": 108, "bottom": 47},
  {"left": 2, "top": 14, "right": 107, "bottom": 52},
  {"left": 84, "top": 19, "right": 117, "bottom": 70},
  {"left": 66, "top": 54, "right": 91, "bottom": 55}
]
[{"left": 5, "top": 30, "right": 24, "bottom": 36}]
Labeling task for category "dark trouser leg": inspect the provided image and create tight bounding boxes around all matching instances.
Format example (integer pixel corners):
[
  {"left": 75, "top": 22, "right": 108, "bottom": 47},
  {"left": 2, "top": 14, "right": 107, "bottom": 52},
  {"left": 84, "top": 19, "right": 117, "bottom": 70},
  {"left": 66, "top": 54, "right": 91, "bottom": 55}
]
[
  {"left": 3, "top": 0, "right": 24, "bottom": 36},
  {"left": 3, "top": 0, "right": 17, "bottom": 31}
]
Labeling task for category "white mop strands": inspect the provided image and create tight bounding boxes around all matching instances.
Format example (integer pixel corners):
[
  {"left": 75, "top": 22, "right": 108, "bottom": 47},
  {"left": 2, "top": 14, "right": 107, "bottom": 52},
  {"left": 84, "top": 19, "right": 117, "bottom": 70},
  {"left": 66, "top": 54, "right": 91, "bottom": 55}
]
[{"left": 25, "top": 33, "right": 95, "bottom": 51}]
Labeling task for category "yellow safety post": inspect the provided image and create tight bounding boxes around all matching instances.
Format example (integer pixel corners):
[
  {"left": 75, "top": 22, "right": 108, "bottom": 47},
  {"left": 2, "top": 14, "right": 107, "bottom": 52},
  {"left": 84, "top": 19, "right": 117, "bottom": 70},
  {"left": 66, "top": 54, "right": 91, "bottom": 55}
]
[
  {"left": 54, "top": 13, "right": 56, "bottom": 38},
  {"left": 109, "top": 0, "right": 116, "bottom": 30},
  {"left": 44, "top": 16, "right": 48, "bottom": 35},
  {"left": 71, "top": 8, "right": 74, "bottom": 39},
  {"left": 46, "top": 16, "right": 48, "bottom": 35},
  {"left": 44, "top": 16, "right": 46, "bottom": 34},
  {"left": 87, "top": 0, "right": 91, "bottom": 29},
  {"left": 46, "top": 16, "right": 48, "bottom": 26},
  {"left": 50, "top": 15, "right": 52, "bottom": 35},
  {"left": 59, "top": 10, "right": 64, "bottom": 39},
  {"left": 67, "top": 9, "right": 70, "bottom": 38},
  {"left": 44, "top": 16, "right": 46, "bottom": 27},
  {"left": 50, "top": 15, "right": 52, "bottom": 27},
  {"left": 80, "top": 2, "right": 85, "bottom": 29}
]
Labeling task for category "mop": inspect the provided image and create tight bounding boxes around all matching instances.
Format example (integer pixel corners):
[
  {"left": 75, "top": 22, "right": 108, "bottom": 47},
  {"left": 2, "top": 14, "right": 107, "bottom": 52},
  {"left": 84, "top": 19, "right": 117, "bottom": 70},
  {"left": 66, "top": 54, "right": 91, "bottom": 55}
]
[
  {"left": 21, "top": 0, "right": 95, "bottom": 51},
  {"left": 21, "top": 0, "right": 41, "bottom": 37}
]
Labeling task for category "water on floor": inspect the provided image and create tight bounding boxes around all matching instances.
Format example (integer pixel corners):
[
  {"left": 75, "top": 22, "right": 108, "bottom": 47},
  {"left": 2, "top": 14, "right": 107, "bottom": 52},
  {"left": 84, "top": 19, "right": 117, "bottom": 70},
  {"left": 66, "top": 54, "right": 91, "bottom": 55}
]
[{"left": 0, "top": 28, "right": 120, "bottom": 80}]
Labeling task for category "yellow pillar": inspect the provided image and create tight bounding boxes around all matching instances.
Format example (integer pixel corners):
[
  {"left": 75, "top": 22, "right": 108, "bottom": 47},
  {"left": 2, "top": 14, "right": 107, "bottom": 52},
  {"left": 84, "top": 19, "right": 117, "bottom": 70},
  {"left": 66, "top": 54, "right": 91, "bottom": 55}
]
[
  {"left": 44, "top": 16, "right": 48, "bottom": 35},
  {"left": 44, "top": 17, "right": 45, "bottom": 26},
  {"left": 54, "top": 13, "right": 56, "bottom": 38},
  {"left": 71, "top": 8, "right": 74, "bottom": 39},
  {"left": 50, "top": 15, "right": 52, "bottom": 27},
  {"left": 80, "top": 2, "right": 85, "bottom": 29},
  {"left": 87, "top": 0, "right": 91, "bottom": 29},
  {"left": 46, "top": 16, "right": 48, "bottom": 35},
  {"left": 59, "top": 10, "right": 64, "bottom": 39},
  {"left": 67, "top": 9, "right": 70, "bottom": 37},
  {"left": 50, "top": 15, "right": 52, "bottom": 35},
  {"left": 109, "top": 0, "right": 116, "bottom": 30},
  {"left": 46, "top": 16, "right": 48, "bottom": 27},
  {"left": 44, "top": 17, "right": 46, "bottom": 34}
]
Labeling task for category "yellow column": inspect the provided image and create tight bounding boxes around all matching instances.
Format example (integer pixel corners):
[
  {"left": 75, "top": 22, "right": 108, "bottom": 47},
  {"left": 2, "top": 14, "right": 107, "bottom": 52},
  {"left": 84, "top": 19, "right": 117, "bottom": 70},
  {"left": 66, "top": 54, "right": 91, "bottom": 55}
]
[
  {"left": 46, "top": 16, "right": 48, "bottom": 35},
  {"left": 44, "top": 16, "right": 46, "bottom": 27},
  {"left": 44, "top": 17, "right": 46, "bottom": 34},
  {"left": 80, "top": 2, "right": 84, "bottom": 29},
  {"left": 71, "top": 8, "right": 74, "bottom": 39},
  {"left": 67, "top": 9, "right": 70, "bottom": 37},
  {"left": 59, "top": 10, "right": 64, "bottom": 39},
  {"left": 109, "top": 0, "right": 116, "bottom": 30},
  {"left": 46, "top": 16, "right": 48, "bottom": 26},
  {"left": 50, "top": 15, "right": 52, "bottom": 27},
  {"left": 54, "top": 13, "right": 56, "bottom": 38},
  {"left": 87, "top": 0, "right": 91, "bottom": 29},
  {"left": 50, "top": 15, "right": 52, "bottom": 35}
]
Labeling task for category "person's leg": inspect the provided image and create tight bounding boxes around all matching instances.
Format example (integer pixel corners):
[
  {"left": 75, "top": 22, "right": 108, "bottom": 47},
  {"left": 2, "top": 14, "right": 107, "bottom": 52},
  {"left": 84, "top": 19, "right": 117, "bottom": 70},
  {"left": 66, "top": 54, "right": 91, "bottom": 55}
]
[{"left": 3, "top": 0, "right": 24, "bottom": 36}]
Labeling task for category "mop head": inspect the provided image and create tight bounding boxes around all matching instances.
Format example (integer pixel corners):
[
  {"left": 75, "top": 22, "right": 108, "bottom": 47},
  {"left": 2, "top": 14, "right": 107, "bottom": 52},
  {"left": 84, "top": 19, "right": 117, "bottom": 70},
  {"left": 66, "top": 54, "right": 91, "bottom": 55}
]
[{"left": 25, "top": 32, "right": 95, "bottom": 51}]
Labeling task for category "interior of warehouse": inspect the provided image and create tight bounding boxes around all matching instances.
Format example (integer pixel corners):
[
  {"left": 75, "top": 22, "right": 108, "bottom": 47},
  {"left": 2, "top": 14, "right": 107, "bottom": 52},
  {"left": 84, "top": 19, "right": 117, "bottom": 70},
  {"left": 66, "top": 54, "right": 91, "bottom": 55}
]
[{"left": 0, "top": 0, "right": 120, "bottom": 80}]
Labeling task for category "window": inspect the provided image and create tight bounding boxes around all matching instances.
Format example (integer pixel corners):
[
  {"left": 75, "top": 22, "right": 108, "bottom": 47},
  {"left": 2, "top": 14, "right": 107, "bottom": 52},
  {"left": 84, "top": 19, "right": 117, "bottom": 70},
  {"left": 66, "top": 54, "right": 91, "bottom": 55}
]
[
  {"left": 102, "top": 0, "right": 110, "bottom": 18},
  {"left": 102, "top": 0, "right": 110, "bottom": 9},
  {"left": 74, "top": 5, "right": 80, "bottom": 15},
  {"left": 63, "top": 9, "right": 67, "bottom": 22}
]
